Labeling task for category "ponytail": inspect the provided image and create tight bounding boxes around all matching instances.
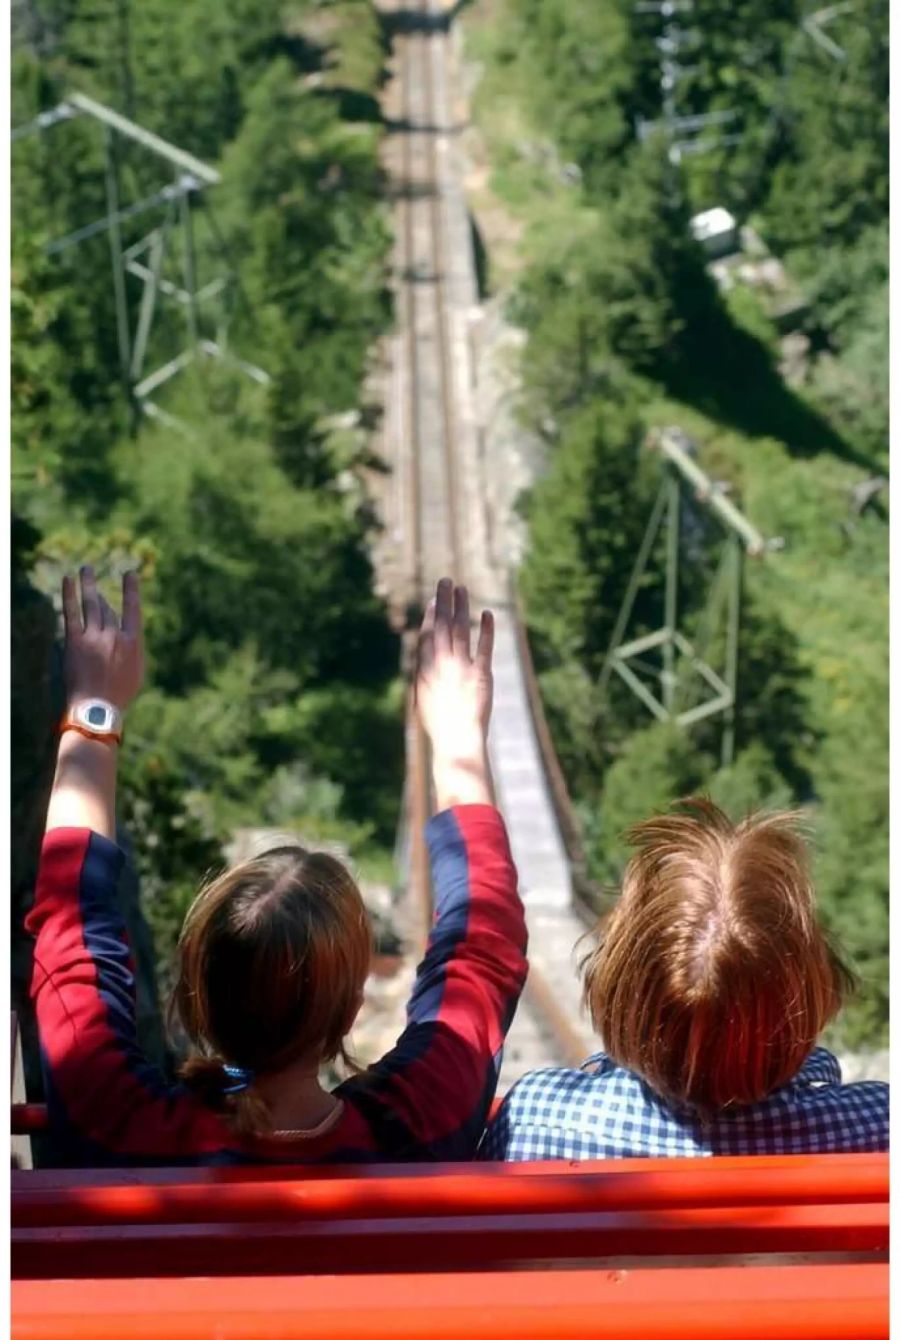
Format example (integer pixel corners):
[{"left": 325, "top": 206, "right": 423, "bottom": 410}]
[{"left": 179, "top": 1054, "right": 272, "bottom": 1138}]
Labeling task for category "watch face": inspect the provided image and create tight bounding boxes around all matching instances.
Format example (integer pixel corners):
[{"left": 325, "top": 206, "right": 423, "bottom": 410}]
[{"left": 75, "top": 700, "right": 118, "bottom": 733}]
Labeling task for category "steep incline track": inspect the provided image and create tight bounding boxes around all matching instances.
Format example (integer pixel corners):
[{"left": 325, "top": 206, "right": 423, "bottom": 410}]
[{"left": 378, "top": 0, "right": 595, "bottom": 1090}]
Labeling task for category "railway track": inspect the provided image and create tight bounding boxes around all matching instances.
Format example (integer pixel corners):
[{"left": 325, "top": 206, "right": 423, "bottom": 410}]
[{"left": 382, "top": 0, "right": 596, "bottom": 1089}]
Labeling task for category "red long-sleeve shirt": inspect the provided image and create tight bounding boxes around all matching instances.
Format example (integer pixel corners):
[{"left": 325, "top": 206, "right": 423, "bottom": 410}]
[{"left": 27, "top": 805, "right": 527, "bottom": 1165}]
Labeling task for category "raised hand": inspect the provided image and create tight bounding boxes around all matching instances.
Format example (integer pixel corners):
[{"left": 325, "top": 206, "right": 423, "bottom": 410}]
[
  {"left": 416, "top": 578, "right": 495, "bottom": 809},
  {"left": 62, "top": 566, "right": 145, "bottom": 712}
]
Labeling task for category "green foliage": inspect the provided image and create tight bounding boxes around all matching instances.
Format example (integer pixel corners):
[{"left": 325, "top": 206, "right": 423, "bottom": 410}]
[
  {"left": 46, "top": 0, "right": 286, "bottom": 157},
  {"left": 585, "top": 724, "right": 711, "bottom": 883},
  {"left": 12, "top": 0, "right": 400, "bottom": 1022},
  {"left": 286, "top": 680, "right": 406, "bottom": 841},
  {"left": 519, "top": 399, "right": 651, "bottom": 672},
  {"left": 472, "top": 0, "right": 887, "bottom": 1046},
  {"left": 706, "top": 742, "right": 793, "bottom": 818},
  {"left": 120, "top": 418, "right": 395, "bottom": 694},
  {"left": 762, "top": 0, "right": 888, "bottom": 255},
  {"left": 508, "top": 0, "right": 636, "bottom": 192},
  {"left": 219, "top": 60, "right": 390, "bottom": 483},
  {"left": 534, "top": 663, "right": 606, "bottom": 803},
  {"left": 800, "top": 226, "right": 888, "bottom": 461},
  {"left": 512, "top": 144, "right": 707, "bottom": 405}
]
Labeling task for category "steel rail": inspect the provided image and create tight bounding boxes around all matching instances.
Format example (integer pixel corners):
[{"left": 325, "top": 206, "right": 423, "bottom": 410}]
[
  {"left": 420, "top": 0, "right": 463, "bottom": 587},
  {"left": 399, "top": 0, "right": 461, "bottom": 952},
  {"left": 394, "top": 0, "right": 593, "bottom": 1072}
]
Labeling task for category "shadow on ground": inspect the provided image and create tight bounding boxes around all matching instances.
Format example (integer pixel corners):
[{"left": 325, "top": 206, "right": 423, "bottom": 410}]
[{"left": 663, "top": 299, "right": 882, "bottom": 474}]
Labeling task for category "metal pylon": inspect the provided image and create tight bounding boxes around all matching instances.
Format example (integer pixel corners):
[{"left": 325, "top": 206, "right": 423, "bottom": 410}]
[
  {"left": 634, "top": 0, "right": 743, "bottom": 165},
  {"left": 12, "top": 90, "right": 269, "bottom": 432},
  {"left": 600, "top": 426, "right": 775, "bottom": 766}
]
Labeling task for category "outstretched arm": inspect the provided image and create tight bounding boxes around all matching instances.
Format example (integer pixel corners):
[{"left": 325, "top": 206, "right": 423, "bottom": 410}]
[
  {"left": 342, "top": 580, "right": 527, "bottom": 1159},
  {"left": 30, "top": 568, "right": 229, "bottom": 1161},
  {"left": 45, "top": 566, "right": 144, "bottom": 839},
  {"left": 417, "top": 578, "right": 496, "bottom": 810}
]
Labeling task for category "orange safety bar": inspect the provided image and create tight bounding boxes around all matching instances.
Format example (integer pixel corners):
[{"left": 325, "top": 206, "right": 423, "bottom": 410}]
[
  {"left": 12, "top": 1199, "right": 888, "bottom": 1279},
  {"left": 11, "top": 1264, "right": 889, "bottom": 1340},
  {"left": 12, "top": 1153, "right": 888, "bottom": 1227}
]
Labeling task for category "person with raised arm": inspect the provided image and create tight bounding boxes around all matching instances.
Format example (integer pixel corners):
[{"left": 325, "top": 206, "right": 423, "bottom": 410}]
[{"left": 28, "top": 569, "right": 527, "bottom": 1163}]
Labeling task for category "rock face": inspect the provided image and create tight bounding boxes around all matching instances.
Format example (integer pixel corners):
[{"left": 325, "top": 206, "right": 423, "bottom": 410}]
[{"left": 12, "top": 571, "right": 168, "bottom": 1163}]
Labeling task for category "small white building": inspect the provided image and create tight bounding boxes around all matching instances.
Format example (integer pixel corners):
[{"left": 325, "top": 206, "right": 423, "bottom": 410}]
[{"left": 690, "top": 206, "right": 739, "bottom": 259}]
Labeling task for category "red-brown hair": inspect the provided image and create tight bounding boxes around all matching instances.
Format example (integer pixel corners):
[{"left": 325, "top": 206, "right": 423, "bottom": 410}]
[
  {"left": 172, "top": 845, "right": 372, "bottom": 1136},
  {"left": 582, "top": 797, "right": 855, "bottom": 1115}
]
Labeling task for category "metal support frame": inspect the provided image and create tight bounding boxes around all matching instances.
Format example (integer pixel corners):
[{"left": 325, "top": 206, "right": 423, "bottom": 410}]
[
  {"left": 635, "top": 0, "right": 743, "bottom": 166},
  {"left": 129, "top": 207, "right": 172, "bottom": 380},
  {"left": 663, "top": 467, "right": 680, "bottom": 711},
  {"left": 601, "top": 427, "right": 769, "bottom": 766},
  {"left": 802, "top": 2, "right": 853, "bottom": 60},
  {"left": 103, "top": 126, "right": 133, "bottom": 413},
  {"left": 180, "top": 190, "right": 199, "bottom": 349},
  {"left": 722, "top": 534, "right": 743, "bottom": 765},
  {"left": 11, "top": 91, "right": 268, "bottom": 430},
  {"left": 10, "top": 101, "right": 80, "bottom": 142}
]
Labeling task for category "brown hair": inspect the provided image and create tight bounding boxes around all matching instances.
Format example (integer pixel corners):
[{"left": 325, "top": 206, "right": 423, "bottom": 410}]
[
  {"left": 172, "top": 845, "right": 372, "bottom": 1137},
  {"left": 582, "top": 797, "right": 855, "bottom": 1116}
]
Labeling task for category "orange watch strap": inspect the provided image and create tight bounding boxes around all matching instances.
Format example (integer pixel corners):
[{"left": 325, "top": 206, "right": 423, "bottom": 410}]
[{"left": 59, "top": 719, "right": 124, "bottom": 746}]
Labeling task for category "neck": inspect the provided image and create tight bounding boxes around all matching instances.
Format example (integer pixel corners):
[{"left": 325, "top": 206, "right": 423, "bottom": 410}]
[{"left": 253, "top": 1056, "right": 336, "bottom": 1132}]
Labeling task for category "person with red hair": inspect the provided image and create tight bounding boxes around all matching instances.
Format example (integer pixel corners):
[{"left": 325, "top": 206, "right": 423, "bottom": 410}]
[{"left": 483, "top": 798, "right": 888, "bottom": 1160}]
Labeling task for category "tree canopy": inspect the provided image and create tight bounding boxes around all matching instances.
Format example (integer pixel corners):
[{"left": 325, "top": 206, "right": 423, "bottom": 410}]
[
  {"left": 12, "top": 1, "right": 400, "bottom": 1007},
  {"left": 469, "top": 0, "right": 887, "bottom": 1047}
]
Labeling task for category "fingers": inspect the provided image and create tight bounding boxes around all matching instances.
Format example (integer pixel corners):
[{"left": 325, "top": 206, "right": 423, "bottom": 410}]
[
  {"left": 121, "top": 570, "right": 142, "bottom": 641},
  {"left": 419, "top": 595, "right": 436, "bottom": 639},
  {"left": 66, "top": 567, "right": 143, "bottom": 637},
  {"left": 475, "top": 608, "right": 495, "bottom": 672},
  {"left": 416, "top": 596, "right": 437, "bottom": 684},
  {"left": 80, "top": 566, "right": 102, "bottom": 632},
  {"left": 433, "top": 577, "right": 453, "bottom": 657},
  {"left": 452, "top": 585, "right": 470, "bottom": 660},
  {"left": 62, "top": 575, "right": 82, "bottom": 638},
  {"left": 98, "top": 593, "right": 119, "bottom": 632}
]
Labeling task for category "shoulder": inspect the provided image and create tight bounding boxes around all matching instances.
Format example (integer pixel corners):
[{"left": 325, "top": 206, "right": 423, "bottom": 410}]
[
  {"left": 797, "top": 1048, "right": 889, "bottom": 1100},
  {"left": 499, "top": 1056, "right": 632, "bottom": 1118}
]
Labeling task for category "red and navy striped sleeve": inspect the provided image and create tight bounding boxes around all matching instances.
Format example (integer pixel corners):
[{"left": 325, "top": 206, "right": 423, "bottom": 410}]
[
  {"left": 27, "top": 810, "right": 526, "bottom": 1166},
  {"left": 26, "top": 827, "right": 232, "bottom": 1164},
  {"left": 338, "top": 804, "right": 528, "bottom": 1159}
]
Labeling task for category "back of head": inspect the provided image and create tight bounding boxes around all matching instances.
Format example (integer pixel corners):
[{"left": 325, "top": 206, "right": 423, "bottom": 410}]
[
  {"left": 173, "top": 845, "right": 372, "bottom": 1136},
  {"left": 583, "top": 797, "right": 855, "bottom": 1115}
]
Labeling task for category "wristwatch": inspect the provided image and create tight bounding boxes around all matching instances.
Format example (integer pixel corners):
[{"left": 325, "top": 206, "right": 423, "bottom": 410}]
[{"left": 61, "top": 699, "right": 124, "bottom": 745}]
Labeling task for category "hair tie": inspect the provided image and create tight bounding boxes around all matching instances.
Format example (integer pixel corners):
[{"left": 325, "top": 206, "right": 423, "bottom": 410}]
[{"left": 222, "top": 1064, "right": 254, "bottom": 1095}]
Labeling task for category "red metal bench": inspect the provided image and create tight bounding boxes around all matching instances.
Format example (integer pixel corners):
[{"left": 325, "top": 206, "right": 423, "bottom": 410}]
[
  {"left": 12, "top": 1264, "right": 888, "bottom": 1340},
  {"left": 11, "top": 1152, "right": 888, "bottom": 1337},
  {"left": 11, "top": 1153, "right": 888, "bottom": 1279},
  {"left": 10, "top": 1064, "right": 888, "bottom": 1340}
]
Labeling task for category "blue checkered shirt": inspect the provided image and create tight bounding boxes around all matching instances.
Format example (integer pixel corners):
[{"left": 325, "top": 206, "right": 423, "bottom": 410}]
[{"left": 480, "top": 1048, "right": 888, "bottom": 1160}]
